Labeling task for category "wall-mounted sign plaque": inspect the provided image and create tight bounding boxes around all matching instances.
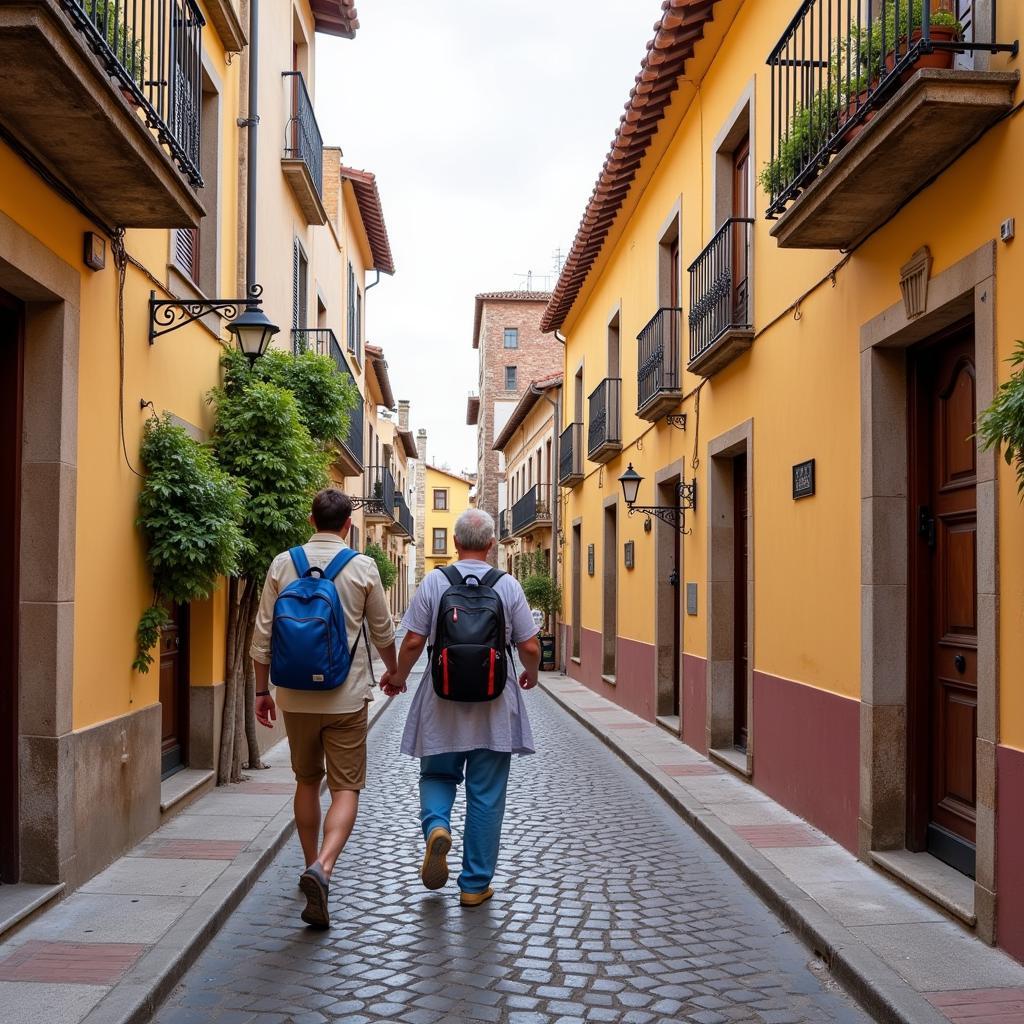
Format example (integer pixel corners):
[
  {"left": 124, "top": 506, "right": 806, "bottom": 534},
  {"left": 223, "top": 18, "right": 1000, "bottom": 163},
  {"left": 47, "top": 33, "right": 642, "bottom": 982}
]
[
  {"left": 624, "top": 541, "right": 635, "bottom": 570},
  {"left": 587, "top": 544, "right": 595, "bottom": 576},
  {"left": 793, "top": 459, "right": 816, "bottom": 500}
]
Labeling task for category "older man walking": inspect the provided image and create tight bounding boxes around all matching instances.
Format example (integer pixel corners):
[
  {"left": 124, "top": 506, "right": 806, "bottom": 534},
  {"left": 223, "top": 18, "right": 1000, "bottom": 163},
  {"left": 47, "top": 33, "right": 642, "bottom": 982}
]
[{"left": 381, "top": 507, "right": 540, "bottom": 906}]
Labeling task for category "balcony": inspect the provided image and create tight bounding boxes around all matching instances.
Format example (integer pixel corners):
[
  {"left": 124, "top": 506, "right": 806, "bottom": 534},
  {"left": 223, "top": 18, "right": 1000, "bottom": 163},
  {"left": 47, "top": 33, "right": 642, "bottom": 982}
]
[
  {"left": 637, "top": 308, "right": 683, "bottom": 421},
  {"left": 688, "top": 218, "right": 754, "bottom": 377},
  {"left": 765, "top": 0, "right": 1018, "bottom": 249},
  {"left": 282, "top": 70, "right": 327, "bottom": 225},
  {"left": 511, "top": 485, "right": 551, "bottom": 537},
  {"left": 587, "top": 378, "right": 622, "bottom": 464},
  {"left": 0, "top": 0, "right": 206, "bottom": 227},
  {"left": 363, "top": 466, "right": 395, "bottom": 523},
  {"left": 292, "top": 329, "right": 363, "bottom": 476},
  {"left": 558, "top": 423, "right": 584, "bottom": 488},
  {"left": 393, "top": 494, "right": 415, "bottom": 542},
  {"left": 499, "top": 510, "right": 511, "bottom": 543}
]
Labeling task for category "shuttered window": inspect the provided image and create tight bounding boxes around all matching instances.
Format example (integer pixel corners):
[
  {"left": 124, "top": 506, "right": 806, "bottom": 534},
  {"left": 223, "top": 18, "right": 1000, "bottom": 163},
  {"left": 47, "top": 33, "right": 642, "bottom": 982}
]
[
  {"left": 346, "top": 262, "right": 356, "bottom": 353},
  {"left": 174, "top": 228, "right": 199, "bottom": 283},
  {"left": 292, "top": 242, "right": 308, "bottom": 329}
]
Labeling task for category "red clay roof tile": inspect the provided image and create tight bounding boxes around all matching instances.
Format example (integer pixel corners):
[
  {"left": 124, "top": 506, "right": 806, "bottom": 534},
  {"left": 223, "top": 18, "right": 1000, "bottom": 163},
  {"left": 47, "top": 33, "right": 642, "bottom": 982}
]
[
  {"left": 340, "top": 166, "right": 395, "bottom": 275},
  {"left": 310, "top": 1, "right": 359, "bottom": 39}
]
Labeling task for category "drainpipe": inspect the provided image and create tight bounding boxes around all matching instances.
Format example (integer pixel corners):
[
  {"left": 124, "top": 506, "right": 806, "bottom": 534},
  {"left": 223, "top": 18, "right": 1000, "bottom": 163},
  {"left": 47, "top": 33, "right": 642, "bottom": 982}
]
[
  {"left": 244, "top": 0, "right": 260, "bottom": 291},
  {"left": 531, "top": 382, "right": 562, "bottom": 672},
  {"left": 364, "top": 269, "right": 382, "bottom": 292}
]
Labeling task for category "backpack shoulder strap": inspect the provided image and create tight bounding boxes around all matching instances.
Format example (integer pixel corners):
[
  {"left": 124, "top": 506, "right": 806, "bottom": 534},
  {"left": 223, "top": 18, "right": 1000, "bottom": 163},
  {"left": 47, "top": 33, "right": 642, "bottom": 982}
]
[
  {"left": 322, "top": 546, "right": 359, "bottom": 582},
  {"left": 288, "top": 546, "right": 311, "bottom": 577},
  {"left": 438, "top": 565, "right": 464, "bottom": 587},
  {"left": 480, "top": 568, "right": 505, "bottom": 589}
]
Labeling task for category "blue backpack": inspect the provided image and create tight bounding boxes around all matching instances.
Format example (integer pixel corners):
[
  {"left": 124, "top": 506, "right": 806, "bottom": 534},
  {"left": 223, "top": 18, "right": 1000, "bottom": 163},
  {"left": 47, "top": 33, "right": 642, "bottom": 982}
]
[{"left": 270, "top": 546, "right": 360, "bottom": 691}]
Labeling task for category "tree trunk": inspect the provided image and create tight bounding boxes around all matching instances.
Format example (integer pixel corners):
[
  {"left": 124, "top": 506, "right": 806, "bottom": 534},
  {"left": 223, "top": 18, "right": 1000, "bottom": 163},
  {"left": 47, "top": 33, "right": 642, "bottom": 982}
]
[{"left": 242, "top": 584, "right": 265, "bottom": 770}]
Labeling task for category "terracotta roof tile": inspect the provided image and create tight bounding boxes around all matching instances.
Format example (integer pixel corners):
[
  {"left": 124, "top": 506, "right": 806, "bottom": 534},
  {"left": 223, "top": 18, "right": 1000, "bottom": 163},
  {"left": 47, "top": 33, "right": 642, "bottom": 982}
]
[
  {"left": 340, "top": 166, "right": 395, "bottom": 275},
  {"left": 492, "top": 374, "right": 563, "bottom": 452},
  {"left": 397, "top": 428, "right": 418, "bottom": 459},
  {"left": 310, "top": 0, "right": 359, "bottom": 39},
  {"left": 542, "top": 0, "right": 717, "bottom": 333},
  {"left": 365, "top": 344, "right": 396, "bottom": 410},
  {"left": 472, "top": 291, "right": 553, "bottom": 349}
]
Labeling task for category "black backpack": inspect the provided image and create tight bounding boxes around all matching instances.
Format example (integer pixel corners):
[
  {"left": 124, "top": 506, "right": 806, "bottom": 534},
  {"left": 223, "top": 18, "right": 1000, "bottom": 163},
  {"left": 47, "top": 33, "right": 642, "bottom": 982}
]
[{"left": 430, "top": 565, "right": 511, "bottom": 702}]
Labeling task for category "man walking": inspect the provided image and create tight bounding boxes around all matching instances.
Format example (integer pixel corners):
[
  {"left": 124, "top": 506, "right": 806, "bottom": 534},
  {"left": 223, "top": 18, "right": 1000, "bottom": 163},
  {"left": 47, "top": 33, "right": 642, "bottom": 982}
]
[
  {"left": 381, "top": 507, "right": 541, "bottom": 907},
  {"left": 252, "top": 488, "right": 398, "bottom": 928}
]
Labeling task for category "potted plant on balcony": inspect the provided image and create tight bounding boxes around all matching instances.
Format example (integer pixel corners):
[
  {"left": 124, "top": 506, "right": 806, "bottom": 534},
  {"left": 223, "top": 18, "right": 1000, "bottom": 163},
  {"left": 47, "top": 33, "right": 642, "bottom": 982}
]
[
  {"left": 878, "top": 0, "right": 962, "bottom": 77},
  {"left": 758, "top": 87, "right": 841, "bottom": 198}
]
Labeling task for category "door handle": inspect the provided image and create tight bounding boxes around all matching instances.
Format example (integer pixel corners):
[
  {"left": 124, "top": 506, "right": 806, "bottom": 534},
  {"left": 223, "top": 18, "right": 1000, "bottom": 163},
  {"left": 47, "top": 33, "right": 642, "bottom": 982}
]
[
  {"left": 918, "top": 505, "right": 936, "bottom": 549},
  {"left": 954, "top": 654, "right": 966, "bottom": 674}
]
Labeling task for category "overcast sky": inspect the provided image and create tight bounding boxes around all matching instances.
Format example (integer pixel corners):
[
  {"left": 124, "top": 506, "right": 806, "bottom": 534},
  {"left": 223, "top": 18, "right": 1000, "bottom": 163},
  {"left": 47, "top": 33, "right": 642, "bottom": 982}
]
[{"left": 317, "top": 1, "right": 658, "bottom": 473}]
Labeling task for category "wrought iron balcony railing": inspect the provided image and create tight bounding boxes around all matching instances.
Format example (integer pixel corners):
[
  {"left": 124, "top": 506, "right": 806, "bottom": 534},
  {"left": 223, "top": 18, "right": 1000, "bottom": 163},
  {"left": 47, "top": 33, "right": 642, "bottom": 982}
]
[
  {"left": 292, "top": 329, "right": 363, "bottom": 471},
  {"left": 364, "top": 465, "right": 395, "bottom": 520},
  {"left": 558, "top": 423, "right": 584, "bottom": 487},
  {"left": 511, "top": 485, "right": 551, "bottom": 535},
  {"left": 587, "top": 378, "right": 622, "bottom": 463},
  {"left": 282, "top": 70, "right": 323, "bottom": 198},
  {"left": 499, "top": 509, "right": 510, "bottom": 540},
  {"left": 688, "top": 218, "right": 754, "bottom": 364},
  {"left": 637, "top": 307, "right": 683, "bottom": 419},
  {"left": 765, "top": 0, "right": 1017, "bottom": 219},
  {"left": 67, "top": 0, "right": 205, "bottom": 185},
  {"left": 394, "top": 493, "right": 414, "bottom": 541}
]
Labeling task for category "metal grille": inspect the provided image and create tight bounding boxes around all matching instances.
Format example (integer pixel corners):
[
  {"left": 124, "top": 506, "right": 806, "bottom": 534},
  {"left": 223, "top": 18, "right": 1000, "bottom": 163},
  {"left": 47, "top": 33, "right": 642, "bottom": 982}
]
[
  {"left": 365, "top": 465, "right": 396, "bottom": 519},
  {"left": 637, "top": 308, "right": 682, "bottom": 413},
  {"left": 765, "top": 0, "right": 1016, "bottom": 217},
  {"left": 587, "top": 378, "right": 622, "bottom": 457},
  {"left": 511, "top": 485, "right": 550, "bottom": 534},
  {"left": 64, "top": 0, "right": 205, "bottom": 185},
  {"left": 688, "top": 218, "right": 754, "bottom": 362},
  {"left": 558, "top": 423, "right": 583, "bottom": 486},
  {"left": 394, "top": 494, "right": 414, "bottom": 540},
  {"left": 282, "top": 70, "right": 323, "bottom": 198}
]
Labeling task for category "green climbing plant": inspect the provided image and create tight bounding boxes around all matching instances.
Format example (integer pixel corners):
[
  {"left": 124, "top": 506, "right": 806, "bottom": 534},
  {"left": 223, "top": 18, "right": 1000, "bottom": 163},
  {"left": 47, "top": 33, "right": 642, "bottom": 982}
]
[
  {"left": 978, "top": 340, "right": 1024, "bottom": 498},
  {"left": 365, "top": 542, "right": 398, "bottom": 591}
]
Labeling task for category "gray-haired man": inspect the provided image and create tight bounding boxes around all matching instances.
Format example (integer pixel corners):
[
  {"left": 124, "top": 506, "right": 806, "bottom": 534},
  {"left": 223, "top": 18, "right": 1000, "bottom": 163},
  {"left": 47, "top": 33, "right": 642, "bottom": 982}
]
[{"left": 381, "top": 508, "right": 541, "bottom": 906}]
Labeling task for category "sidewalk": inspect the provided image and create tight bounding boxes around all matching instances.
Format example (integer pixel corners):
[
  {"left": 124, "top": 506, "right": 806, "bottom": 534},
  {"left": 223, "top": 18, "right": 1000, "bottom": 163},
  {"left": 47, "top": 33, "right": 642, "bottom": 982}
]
[
  {"left": 540, "top": 673, "right": 1024, "bottom": 1024},
  {"left": 0, "top": 692, "right": 397, "bottom": 1024}
]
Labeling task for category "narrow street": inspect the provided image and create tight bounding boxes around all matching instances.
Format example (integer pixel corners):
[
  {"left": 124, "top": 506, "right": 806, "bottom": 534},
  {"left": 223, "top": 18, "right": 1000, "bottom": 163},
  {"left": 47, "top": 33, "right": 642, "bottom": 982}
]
[{"left": 154, "top": 683, "right": 868, "bottom": 1024}]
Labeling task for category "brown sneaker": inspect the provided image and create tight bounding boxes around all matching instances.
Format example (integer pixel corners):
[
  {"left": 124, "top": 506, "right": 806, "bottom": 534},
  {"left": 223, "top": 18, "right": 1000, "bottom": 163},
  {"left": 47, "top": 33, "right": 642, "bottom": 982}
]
[
  {"left": 420, "top": 826, "right": 452, "bottom": 890},
  {"left": 459, "top": 887, "right": 494, "bottom": 907},
  {"left": 298, "top": 863, "right": 331, "bottom": 928}
]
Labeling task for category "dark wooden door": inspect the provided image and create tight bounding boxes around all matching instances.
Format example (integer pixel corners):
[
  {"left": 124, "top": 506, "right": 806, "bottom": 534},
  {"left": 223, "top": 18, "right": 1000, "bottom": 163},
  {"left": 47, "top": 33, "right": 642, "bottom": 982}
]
[
  {"left": 732, "top": 136, "right": 751, "bottom": 322},
  {"left": 0, "top": 291, "right": 23, "bottom": 883},
  {"left": 909, "top": 327, "right": 977, "bottom": 876},
  {"left": 671, "top": 510, "right": 681, "bottom": 717},
  {"left": 159, "top": 604, "right": 189, "bottom": 779},
  {"left": 733, "top": 454, "right": 749, "bottom": 750}
]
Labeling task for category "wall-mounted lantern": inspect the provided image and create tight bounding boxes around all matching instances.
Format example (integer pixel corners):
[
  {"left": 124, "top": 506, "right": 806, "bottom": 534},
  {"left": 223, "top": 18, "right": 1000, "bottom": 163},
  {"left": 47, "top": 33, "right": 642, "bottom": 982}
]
[{"left": 618, "top": 462, "right": 697, "bottom": 535}]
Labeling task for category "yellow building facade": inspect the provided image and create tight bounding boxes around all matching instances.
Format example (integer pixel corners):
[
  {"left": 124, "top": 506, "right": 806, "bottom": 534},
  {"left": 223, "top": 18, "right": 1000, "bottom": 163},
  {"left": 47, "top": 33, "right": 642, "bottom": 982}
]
[
  {"left": 0, "top": 0, "right": 388, "bottom": 903},
  {"left": 424, "top": 468, "right": 475, "bottom": 574},
  {"left": 548, "top": 0, "right": 1024, "bottom": 960}
]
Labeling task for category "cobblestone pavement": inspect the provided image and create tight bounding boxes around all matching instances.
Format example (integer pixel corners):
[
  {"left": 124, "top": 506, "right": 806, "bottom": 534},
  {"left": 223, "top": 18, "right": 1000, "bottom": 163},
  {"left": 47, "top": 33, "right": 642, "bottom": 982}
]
[{"left": 154, "top": 681, "right": 871, "bottom": 1024}]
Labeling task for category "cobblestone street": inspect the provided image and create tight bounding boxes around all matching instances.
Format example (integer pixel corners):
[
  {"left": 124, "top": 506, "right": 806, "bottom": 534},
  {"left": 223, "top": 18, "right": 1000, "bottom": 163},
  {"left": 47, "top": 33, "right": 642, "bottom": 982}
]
[{"left": 154, "top": 682, "right": 870, "bottom": 1024}]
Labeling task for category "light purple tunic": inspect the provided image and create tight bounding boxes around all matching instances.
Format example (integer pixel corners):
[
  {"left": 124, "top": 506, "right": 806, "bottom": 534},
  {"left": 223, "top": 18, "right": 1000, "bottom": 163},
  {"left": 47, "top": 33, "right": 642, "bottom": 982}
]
[{"left": 398, "top": 560, "right": 539, "bottom": 758}]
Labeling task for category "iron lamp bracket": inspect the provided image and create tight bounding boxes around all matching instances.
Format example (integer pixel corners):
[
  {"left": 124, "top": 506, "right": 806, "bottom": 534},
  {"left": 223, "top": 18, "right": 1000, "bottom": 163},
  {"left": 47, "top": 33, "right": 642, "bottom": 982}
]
[
  {"left": 625, "top": 479, "right": 697, "bottom": 535},
  {"left": 149, "top": 284, "right": 264, "bottom": 344}
]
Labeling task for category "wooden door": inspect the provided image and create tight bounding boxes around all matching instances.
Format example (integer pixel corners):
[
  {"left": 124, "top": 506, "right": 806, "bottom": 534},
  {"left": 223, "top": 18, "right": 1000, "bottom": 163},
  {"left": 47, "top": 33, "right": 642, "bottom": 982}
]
[
  {"left": 909, "top": 327, "right": 978, "bottom": 876},
  {"left": 671, "top": 509, "right": 681, "bottom": 717},
  {"left": 159, "top": 604, "right": 189, "bottom": 779},
  {"left": 733, "top": 454, "right": 749, "bottom": 750},
  {"left": 0, "top": 291, "right": 23, "bottom": 883},
  {"left": 731, "top": 136, "right": 751, "bottom": 323}
]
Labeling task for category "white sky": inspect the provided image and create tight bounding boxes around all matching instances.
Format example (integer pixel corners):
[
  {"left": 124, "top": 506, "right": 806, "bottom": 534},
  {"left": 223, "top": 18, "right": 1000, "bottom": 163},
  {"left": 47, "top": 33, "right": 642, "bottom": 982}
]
[{"left": 317, "top": 1, "right": 659, "bottom": 472}]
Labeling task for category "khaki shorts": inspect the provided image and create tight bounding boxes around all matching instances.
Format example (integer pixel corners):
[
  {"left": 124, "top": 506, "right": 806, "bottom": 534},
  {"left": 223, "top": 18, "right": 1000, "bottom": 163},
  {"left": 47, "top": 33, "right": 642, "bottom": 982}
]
[{"left": 282, "top": 703, "right": 368, "bottom": 792}]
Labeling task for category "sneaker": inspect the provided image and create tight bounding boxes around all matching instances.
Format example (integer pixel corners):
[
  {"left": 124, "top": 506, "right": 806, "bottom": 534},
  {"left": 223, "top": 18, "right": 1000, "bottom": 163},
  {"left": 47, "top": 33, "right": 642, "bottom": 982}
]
[
  {"left": 298, "top": 863, "right": 331, "bottom": 928},
  {"left": 420, "top": 826, "right": 452, "bottom": 890},
  {"left": 460, "top": 887, "right": 494, "bottom": 907}
]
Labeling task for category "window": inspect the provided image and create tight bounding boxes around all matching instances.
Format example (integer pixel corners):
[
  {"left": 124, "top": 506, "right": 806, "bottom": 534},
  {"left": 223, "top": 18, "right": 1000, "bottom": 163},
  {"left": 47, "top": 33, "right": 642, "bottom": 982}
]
[
  {"left": 293, "top": 242, "right": 308, "bottom": 329},
  {"left": 346, "top": 262, "right": 356, "bottom": 354},
  {"left": 433, "top": 488, "right": 448, "bottom": 511},
  {"left": 505, "top": 365, "right": 518, "bottom": 391},
  {"left": 356, "top": 288, "right": 363, "bottom": 362},
  {"left": 503, "top": 328, "right": 519, "bottom": 349},
  {"left": 174, "top": 228, "right": 199, "bottom": 283},
  {"left": 433, "top": 528, "right": 447, "bottom": 554}
]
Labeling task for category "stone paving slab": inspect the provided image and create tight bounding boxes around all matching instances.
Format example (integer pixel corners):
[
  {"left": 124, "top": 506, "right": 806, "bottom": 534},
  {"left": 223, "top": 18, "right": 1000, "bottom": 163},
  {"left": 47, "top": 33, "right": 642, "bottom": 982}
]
[
  {"left": 0, "top": 691, "right": 397, "bottom": 1024},
  {"left": 541, "top": 674, "right": 1024, "bottom": 1024}
]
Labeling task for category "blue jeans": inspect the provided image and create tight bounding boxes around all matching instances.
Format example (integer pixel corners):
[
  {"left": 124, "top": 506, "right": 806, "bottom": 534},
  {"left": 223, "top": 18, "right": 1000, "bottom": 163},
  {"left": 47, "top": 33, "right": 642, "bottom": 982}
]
[{"left": 419, "top": 750, "right": 512, "bottom": 894}]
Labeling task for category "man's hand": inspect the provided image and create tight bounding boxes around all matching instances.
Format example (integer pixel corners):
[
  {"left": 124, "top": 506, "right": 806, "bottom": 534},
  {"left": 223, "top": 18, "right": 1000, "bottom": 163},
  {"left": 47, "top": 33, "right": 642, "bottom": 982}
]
[
  {"left": 255, "top": 692, "right": 277, "bottom": 728},
  {"left": 519, "top": 670, "right": 538, "bottom": 690},
  {"left": 380, "top": 671, "right": 407, "bottom": 698}
]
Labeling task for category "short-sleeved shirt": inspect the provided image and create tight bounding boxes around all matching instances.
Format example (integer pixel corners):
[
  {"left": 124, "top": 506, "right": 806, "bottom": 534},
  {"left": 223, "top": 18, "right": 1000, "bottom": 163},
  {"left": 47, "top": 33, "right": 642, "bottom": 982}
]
[
  {"left": 251, "top": 533, "right": 395, "bottom": 715},
  {"left": 398, "top": 560, "right": 540, "bottom": 758}
]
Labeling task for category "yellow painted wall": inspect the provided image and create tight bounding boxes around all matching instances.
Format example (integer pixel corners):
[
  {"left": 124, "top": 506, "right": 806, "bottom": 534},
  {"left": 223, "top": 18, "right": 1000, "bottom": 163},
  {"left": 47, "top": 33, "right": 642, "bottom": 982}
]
[
  {"left": 560, "top": 0, "right": 1024, "bottom": 732},
  {"left": 425, "top": 468, "right": 472, "bottom": 572}
]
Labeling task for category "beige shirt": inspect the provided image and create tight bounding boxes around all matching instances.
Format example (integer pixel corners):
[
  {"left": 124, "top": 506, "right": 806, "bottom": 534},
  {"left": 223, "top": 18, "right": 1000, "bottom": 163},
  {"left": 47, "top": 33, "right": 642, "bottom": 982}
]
[{"left": 251, "top": 533, "right": 395, "bottom": 714}]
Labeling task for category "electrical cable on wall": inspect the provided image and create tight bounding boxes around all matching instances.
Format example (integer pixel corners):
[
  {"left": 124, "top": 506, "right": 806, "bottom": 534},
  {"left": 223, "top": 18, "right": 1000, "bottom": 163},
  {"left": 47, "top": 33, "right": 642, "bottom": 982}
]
[{"left": 111, "top": 230, "right": 145, "bottom": 480}]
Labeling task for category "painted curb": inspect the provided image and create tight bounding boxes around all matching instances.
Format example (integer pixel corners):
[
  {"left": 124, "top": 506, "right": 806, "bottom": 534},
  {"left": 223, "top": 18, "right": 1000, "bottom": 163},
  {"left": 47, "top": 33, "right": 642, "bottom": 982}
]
[
  {"left": 539, "top": 679, "right": 949, "bottom": 1024},
  {"left": 80, "top": 693, "right": 401, "bottom": 1024}
]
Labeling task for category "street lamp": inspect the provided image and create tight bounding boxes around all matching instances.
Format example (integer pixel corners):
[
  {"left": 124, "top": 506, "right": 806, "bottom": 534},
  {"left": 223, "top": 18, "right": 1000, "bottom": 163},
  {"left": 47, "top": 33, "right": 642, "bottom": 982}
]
[
  {"left": 149, "top": 284, "right": 279, "bottom": 361},
  {"left": 618, "top": 462, "right": 697, "bottom": 535}
]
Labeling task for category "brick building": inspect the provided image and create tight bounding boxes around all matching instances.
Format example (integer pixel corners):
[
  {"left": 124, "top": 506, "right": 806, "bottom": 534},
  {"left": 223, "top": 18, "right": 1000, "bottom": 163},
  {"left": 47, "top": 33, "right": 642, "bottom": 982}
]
[{"left": 467, "top": 291, "right": 560, "bottom": 558}]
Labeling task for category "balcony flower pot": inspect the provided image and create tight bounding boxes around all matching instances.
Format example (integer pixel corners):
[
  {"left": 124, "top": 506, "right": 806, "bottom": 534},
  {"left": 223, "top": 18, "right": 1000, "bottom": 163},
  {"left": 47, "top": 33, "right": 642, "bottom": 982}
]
[
  {"left": 837, "top": 86, "right": 880, "bottom": 144},
  {"left": 884, "top": 24, "right": 959, "bottom": 76}
]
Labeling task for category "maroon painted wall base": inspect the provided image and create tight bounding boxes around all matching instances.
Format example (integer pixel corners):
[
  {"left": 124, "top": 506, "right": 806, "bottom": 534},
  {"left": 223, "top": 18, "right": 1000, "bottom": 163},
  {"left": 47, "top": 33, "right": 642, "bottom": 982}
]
[
  {"left": 997, "top": 743, "right": 1024, "bottom": 965},
  {"left": 682, "top": 653, "right": 707, "bottom": 754},
  {"left": 752, "top": 671, "right": 860, "bottom": 853}
]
